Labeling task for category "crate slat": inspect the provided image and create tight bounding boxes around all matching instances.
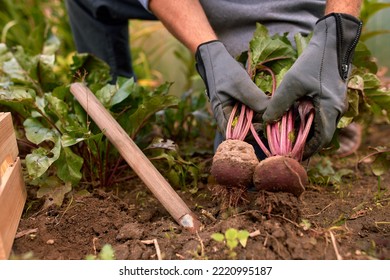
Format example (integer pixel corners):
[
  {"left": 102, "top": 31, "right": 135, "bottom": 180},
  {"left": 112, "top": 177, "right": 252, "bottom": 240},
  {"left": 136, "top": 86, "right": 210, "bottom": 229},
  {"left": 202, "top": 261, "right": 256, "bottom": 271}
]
[
  {"left": 0, "top": 113, "right": 26, "bottom": 260},
  {"left": 0, "top": 113, "right": 18, "bottom": 172}
]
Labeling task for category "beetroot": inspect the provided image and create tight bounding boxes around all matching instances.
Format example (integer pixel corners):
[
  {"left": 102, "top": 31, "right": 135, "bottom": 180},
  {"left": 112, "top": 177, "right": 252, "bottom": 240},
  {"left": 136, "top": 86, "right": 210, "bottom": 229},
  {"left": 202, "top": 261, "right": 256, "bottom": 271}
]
[
  {"left": 210, "top": 51, "right": 315, "bottom": 198},
  {"left": 251, "top": 99, "right": 314, "bottom": 196},
  {"left": 211, "top": 139, "right": 258, "bottom": 188},
  {"left": 253, "top": 155, "right": 307, "bottom": 197},
  {"left": 214, "top": 98, "right": 313, "bottom": 197}
]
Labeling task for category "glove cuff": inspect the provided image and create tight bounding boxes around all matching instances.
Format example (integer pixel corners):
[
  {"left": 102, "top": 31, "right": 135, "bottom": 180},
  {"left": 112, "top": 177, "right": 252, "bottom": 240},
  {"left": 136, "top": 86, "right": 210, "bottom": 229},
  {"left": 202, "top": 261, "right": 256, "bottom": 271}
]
[
  {"left": 195, "top": 40, "right": 222, "bottom": 54},
  {"left": 317, "top": 13, "right": 362, "bottom": 81}
]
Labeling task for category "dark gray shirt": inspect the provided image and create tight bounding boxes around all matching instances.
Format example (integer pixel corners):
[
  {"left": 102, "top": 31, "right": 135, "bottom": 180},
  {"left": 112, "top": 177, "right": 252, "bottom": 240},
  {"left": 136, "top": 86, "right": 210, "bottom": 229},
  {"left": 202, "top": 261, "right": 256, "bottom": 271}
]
[{"left": 139, "top": 0, "right": 326, "bottom": 56}]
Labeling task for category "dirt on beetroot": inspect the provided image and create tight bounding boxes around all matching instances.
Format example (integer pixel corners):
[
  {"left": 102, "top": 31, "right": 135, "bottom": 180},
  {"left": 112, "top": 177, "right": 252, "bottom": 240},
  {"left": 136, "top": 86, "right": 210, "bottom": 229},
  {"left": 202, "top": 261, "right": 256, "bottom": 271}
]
[{"left": 10, "top": 123, "right": 390, "bottom": 260}]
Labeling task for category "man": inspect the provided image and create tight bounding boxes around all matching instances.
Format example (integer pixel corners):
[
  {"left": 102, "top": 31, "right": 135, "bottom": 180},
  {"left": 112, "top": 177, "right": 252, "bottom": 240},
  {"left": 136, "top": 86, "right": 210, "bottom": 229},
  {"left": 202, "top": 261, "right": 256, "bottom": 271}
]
[
  {"left": 66, "top": 0, "right": 363, "bottom": 159},
  {"left": 65, "top": 0, "right": 157, "bottom": 81}
]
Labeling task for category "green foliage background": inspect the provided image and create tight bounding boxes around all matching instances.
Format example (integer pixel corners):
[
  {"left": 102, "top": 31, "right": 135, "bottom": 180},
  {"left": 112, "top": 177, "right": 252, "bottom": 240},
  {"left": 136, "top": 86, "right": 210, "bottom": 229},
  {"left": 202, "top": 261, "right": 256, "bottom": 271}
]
[{"left": 362, "top": 0, "right": 390, "bottom": 71}]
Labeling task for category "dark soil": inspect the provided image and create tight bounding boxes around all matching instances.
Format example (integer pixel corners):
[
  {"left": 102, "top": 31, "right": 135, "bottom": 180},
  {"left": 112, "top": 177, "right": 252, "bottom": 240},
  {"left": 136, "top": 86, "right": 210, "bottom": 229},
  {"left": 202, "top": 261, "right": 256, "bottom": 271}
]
[{"left": 10, "top": 123, "right": 390, "bottom": 260}]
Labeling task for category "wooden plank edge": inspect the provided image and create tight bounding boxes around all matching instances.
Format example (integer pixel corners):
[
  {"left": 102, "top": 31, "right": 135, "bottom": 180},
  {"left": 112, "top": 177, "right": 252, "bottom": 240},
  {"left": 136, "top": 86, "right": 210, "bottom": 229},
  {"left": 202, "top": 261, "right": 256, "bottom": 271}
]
[{"left": 0, "top": 158, "right": 27, "bottom": 260}]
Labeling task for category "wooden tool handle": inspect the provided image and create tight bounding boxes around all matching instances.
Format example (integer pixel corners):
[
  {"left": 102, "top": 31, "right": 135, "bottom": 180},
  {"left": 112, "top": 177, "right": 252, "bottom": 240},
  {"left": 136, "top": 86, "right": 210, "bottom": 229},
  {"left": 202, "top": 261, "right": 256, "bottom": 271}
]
[{"left": 70, "top": 83, "right": 201, "bottom": 233}]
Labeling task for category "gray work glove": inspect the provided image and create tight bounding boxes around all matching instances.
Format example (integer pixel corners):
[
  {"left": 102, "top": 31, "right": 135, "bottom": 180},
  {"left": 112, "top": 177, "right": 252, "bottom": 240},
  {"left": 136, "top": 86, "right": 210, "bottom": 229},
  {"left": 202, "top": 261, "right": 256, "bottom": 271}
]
[
  {"left": 262, "top": 13, "right": 362, "bottom": 160},
  {"left": 195, "top": 40, "right": 270, "bottom": 136}
]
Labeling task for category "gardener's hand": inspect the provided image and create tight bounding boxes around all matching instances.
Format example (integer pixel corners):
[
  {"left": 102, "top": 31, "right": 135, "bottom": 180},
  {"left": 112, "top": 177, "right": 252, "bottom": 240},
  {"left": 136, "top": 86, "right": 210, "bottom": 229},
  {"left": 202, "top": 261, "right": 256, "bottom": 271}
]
[
  {"left": 263, "top": 13, "right": 362, "bottom": 159},
  {"left": 195, "top": 40, "right": 270, "bottom": 136}
]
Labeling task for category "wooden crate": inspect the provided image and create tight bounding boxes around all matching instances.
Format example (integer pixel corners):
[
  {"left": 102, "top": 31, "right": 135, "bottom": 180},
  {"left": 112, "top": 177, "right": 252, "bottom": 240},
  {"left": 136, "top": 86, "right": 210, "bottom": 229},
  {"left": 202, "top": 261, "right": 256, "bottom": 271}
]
[{"left": 0, "top": 112, "right": 26, "bottom": 260}]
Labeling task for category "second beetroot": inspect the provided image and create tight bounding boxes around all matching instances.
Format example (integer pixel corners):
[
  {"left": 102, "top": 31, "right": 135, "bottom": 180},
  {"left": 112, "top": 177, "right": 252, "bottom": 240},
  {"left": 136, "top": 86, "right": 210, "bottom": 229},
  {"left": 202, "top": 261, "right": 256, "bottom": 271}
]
[{"left": 253, "top": 155, "right": 307, "bottom": 197}]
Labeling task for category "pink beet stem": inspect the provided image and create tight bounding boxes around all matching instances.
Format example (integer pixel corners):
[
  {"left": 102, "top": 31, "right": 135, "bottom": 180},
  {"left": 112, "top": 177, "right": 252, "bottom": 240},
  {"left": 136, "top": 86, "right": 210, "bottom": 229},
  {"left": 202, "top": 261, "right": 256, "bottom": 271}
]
[
  {"left": 233, "top": 104, "right": 245, "bottom": 139},
  {"left": 267, "top": 123, "right": 278, "bottom": 155},
  {"left": 226, "top": 103, "right": 253, "bottom": 141},
  {"left": 226, "top": 103, "right": 239, "bottom": 139},
  {"left": 240, "top": 107, "right": 253, "bottom": 141},
  {"left": 291, "top": 102, "right": 315, "bottom": 160},
  {"left": 286, "top": 109, "right": 294, "bottom": 153},
  {"left": 260, "top": 68, "right": 314, "bottom": 161},
  {"left": 250, "top": 124, "right": 272, "bottom": 157},
  {"left": 280, "top": 113, "right": 288, "bottom": 155},
  {"left": 291, "top": 118, "right": 306, "bottom": 160},
  {"left": 225, "top": 57, "right": 315, "bottom": 162}
]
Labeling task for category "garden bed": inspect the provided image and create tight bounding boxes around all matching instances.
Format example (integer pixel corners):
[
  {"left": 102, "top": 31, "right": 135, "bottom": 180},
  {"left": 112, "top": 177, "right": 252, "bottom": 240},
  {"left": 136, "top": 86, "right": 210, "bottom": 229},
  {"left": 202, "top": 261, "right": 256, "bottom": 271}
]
[{"left": 11, "top": 123, "right": 390, "bottom": 260}]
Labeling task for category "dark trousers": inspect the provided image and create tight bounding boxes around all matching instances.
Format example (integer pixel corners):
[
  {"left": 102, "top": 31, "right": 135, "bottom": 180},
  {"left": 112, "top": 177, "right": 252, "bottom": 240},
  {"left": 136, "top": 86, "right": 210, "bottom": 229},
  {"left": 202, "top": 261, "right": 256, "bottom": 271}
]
[{"left": 65, "top": 0, "right": 157, "bottom": 81}]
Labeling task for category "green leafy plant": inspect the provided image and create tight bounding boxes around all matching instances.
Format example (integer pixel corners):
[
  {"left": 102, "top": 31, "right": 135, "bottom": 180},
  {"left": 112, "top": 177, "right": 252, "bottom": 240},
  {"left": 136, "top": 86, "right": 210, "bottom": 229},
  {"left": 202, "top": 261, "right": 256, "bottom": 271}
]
[
  {"left": 145, "top": 138, "right": 201, "bottom": 192},
  {"left": 308, "top": 157, "right": 354, "bottom": 187},
  {"left": 85, "top": 244, "right": 115, "bottom": 260},
  {"left": 342, "top": 1, "right": 390, "bottom": 133},
  {"left": 0, "top": 1, "right": 191, "bottom": 205},
  {"left": 360, "top": 146, "right": 390, "bottom": 176},
  {"left": 340, "top": 41, "right": 390, "bottom": 130},
  {"left": 236, "top": 23, "right": 314, "bottom": 162},
  {"left": 1, "top": 0, "right": 56, "bottom": 55},
  {"left": 359, "top": 146, "right": 390, "bottom": 201},
  {"left": 360, "top": 0, "right": 390, "bottom": 41},
  {"left": 0, "top": 43, "right": 178, "bottom": 181},
  {"left": 211, "top": 228, "right": 250, "bottom": 259},
  {"left": 156, "top": 90, "right": 214, "bottom": 153}
]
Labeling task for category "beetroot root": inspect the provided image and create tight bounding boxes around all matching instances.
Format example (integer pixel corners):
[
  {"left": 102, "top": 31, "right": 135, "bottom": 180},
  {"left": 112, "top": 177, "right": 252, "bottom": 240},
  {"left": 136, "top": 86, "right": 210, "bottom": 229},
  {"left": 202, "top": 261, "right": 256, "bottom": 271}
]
[
  {"left": 253, "top": 155, "right": 307, "bottom": 196},
  {"left": 211, "top": 139, "right": 259, "bottom": 188}
]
